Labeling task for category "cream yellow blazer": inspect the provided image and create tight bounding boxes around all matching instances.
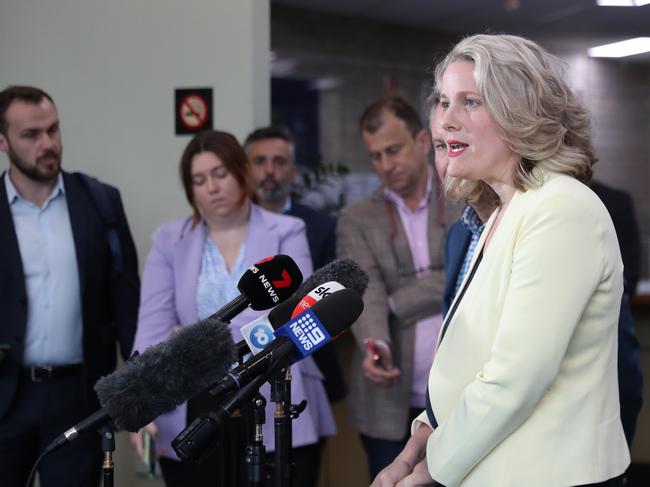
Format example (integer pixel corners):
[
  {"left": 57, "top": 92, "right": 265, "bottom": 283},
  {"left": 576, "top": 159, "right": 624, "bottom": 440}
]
[{"left": 414, "top": 170, "right": 630, "bottom": 487}]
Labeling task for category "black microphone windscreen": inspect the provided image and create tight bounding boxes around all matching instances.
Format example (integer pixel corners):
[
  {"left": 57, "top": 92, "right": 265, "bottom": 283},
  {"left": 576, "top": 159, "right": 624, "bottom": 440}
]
[
  {"left": 306, "top": 288, "right": 364, "bottom": 336},
  {"left": 267, "top": 259, "right": 369, "bottom": 327},
  {"left": 237, "top": 255, "right": 303, "bottom": 310},
  {"left": 298, "top": 258, "right": 369, "bottom": 298},
  {"left": 94, "top": 315, "right": 236, "bottom": 432}
]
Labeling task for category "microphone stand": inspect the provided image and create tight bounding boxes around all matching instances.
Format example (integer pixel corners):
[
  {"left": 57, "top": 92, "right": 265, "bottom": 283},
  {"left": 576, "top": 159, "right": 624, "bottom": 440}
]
[
  {"left": 271, "top": 367, "right": 291, "bottom": 487},
  {"left": 270, "top": 366, "right": 308, "bottom": 487},
  {"left": 173, "top": 372, "right": 271, "bottom": 462},
  {"left": 172, "top": 361, "right": 305, "bottom": 487},
  {"left": 245, "top": 393, "right": 267, "bottom": 486},
  {"left": 99, "top": 424, "right": 115, "bottom": 487}
]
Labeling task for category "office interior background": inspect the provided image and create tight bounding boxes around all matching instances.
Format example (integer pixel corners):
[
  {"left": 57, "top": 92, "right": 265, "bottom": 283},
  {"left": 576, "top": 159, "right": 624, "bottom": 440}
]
[{"left": 1, "top": 0, "right": 648, "bottom": 485}]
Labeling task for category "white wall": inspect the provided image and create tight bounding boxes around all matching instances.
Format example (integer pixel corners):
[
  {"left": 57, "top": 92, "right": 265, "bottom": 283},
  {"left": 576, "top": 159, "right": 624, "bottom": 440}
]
[{"left": 0, "top": 0, "right": 270, "bottom": 266}]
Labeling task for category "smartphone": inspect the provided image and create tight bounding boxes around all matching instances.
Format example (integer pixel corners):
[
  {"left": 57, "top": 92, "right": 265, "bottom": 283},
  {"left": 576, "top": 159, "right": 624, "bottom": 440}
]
[
  {"left": 364, "top": 339, "right": 385, "bottom": 368},
  {"left": 142, "top": 430, "right": 156, "bottom": 478}
]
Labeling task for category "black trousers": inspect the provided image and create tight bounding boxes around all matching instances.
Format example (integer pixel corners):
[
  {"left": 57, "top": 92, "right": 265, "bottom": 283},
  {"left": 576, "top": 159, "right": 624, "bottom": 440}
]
[{"left": 0, "top": 372, "right": 102, "bottom": 487}]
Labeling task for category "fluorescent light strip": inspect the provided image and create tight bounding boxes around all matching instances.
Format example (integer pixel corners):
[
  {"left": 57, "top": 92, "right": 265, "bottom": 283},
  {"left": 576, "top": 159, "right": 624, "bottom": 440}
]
[
  {"left": 588, "top": 37, "right": 650, "bottom": 57},
  {"left": 596, "top": 0, "right": 650, "bottom": 6}
]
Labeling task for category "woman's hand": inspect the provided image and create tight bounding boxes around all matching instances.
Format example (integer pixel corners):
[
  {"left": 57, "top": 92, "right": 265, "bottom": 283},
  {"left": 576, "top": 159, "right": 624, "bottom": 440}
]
[
  {"left": 371, "top": 459, "right": 414, "bottom": 487},
  {"left": 395, "top": 459, "right": 438, "bottom": 486},
  {"left": 370, "top": 423, "right": 433, "bottom": 487},
  {"left": 129, "top": 421, "right": 159, "bottom": 461}
]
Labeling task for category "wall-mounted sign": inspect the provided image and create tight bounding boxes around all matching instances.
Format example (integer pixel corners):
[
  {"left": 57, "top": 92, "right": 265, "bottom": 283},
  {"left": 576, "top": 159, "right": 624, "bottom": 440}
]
[{"left": 175, "top": 88, "right": 213, "bottom": 135}]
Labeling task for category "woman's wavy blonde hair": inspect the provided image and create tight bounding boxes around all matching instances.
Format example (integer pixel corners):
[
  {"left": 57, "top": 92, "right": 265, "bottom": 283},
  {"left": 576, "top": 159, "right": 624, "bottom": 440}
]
[{"left": 433, "top": 34, "right": 596, "bottom": 204}]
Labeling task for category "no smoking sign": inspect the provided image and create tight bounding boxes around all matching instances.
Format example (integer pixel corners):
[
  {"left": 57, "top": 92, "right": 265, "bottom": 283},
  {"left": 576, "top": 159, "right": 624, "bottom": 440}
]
[{"left": 175, "top": 88, "right": 213, "bottom": 135}]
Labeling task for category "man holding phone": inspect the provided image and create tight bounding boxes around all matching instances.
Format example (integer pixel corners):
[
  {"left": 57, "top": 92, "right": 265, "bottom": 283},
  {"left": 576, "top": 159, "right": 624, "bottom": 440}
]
[{"left": 337, "top": 96, "right": 453, "bottom": 480}]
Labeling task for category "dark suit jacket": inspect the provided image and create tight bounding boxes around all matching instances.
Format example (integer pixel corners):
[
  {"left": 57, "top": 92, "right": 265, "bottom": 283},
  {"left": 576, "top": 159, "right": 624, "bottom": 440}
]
[
  {"left": 591, "top": 181, "right": 641, "bottom": 297},
  {"left": 287, "top": 200, "right": 346, "bottom": 402},
  {"left": 442, "top": 220, "right": 472, "bottom": 317},
  {"left": 287, "top": 201, "right": 336, "bottom": 270},
  {"left": 0, "top": 170, "right": 139, "bottom": 419},
  {"left": 443, "top": 213, "right": 643, "bottom": 445}
]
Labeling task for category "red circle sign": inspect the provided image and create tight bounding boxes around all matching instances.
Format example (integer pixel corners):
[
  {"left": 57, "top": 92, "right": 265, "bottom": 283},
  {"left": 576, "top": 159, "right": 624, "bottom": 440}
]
[{"left": 179, "top": 94, "right": 208, "bottom": 130}]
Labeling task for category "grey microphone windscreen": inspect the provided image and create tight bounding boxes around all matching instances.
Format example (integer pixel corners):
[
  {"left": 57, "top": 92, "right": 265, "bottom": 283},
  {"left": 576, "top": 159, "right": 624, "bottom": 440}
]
[{"left": 94, "top": 315, "right": 236, "bottom": 432}]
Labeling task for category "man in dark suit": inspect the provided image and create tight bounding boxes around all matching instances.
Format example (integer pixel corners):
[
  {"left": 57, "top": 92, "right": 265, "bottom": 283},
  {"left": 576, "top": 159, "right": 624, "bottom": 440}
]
[
  {"left": 244, "top": 125, "right": 344, "bottom": 403},
  {"left": 337, "top": 96, "right": 453, "bottom": 480},
  {"left": 591, "top": 181, "right": 641, "bottom": 298},
  {"left": 0, "top": 85, "right": 139, "bottom": 487},
  {"left": 590, "top": 180, "right": 643, "bottom": 444},
  {"left": 244, "top": 126, "right": 337, "bottom": 269}
]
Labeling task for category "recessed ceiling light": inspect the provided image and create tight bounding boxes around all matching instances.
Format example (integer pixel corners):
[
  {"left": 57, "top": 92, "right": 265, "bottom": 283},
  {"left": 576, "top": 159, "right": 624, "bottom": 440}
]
[
  {"left": 588, "top": 37, "right": 650, "bottom": 57},
  {"left": 596, "top": 0, "right": 650, "bottom": 6}
]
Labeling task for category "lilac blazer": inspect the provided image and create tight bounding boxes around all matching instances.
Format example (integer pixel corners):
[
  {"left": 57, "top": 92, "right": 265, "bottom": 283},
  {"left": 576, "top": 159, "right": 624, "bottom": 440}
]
[{"left": 133, "top": 203, "right": 336, "bottom": 459}]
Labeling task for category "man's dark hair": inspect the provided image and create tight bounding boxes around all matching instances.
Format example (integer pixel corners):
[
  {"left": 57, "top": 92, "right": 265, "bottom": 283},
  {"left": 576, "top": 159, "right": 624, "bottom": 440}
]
[
  {"left": 244, "top": 125, "right": 294, "bottom": 149},
  {"left": 359, "top": 95, "right": 423, "bottom": 138},
  {"left": 0, "top": 85, "right": 54, "bottom": 136}
]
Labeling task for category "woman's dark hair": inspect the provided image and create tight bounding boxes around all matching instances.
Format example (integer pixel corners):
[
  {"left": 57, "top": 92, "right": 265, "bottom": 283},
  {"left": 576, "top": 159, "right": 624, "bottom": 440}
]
[{"left": 179, "top": 130, "right": 258, "bottom": 226}]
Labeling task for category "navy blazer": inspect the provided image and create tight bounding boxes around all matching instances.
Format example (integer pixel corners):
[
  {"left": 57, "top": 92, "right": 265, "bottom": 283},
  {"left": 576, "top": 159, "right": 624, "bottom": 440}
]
[
  {"left": 442, "top": 220, "right": 472, "bottom": 317},
  {"left": 287, "top": 201, "right": 337, "bottom": 270},
  {"left": 443, "top": 213, "right": 642, "bottom": 445},
  {"left": 287, "top": 200, "right": 346, "bottom": 402},
  {"left": 591, "top": 181, "right": 641, "bottom": 297},
  {"left": 0, "top": 171, "right": 139, "bottom": 419}
]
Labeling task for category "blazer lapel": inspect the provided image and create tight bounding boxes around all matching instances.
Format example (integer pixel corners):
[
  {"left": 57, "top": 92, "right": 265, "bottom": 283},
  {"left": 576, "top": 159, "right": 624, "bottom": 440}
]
[
  {"left": 244, "top": 204, "right": 280, "bottom": 264},
  {"left": 0, "top": 172, "right": 27, "bottom": 304},
  {"left": 450, "top": 228, "right": 472, "bottom": 283},
  {"left": 62, "top": 171, "right": 90, "bottom": 293},
  {"left": 174, "top": 221, "right": 205, "bottom": 325},
  {"left": 426, "top": 188, "right": 446, "bottom": 271},
  {"left": 439, "top": 206, "right": 499, "bottom": 342},
  {"left": 381, "top": 195, "right": 414, "bottom": 278}
]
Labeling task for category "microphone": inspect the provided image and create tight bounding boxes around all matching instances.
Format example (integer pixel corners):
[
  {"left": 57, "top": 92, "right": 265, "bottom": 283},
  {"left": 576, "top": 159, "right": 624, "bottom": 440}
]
[
  {"left": 293, "top": 258, "right": 368, "bottom": 306},
  {"left": 43, "top": 254, "right": 305, "bottom": 454},
  {"left": 212, "top": 254, "right": 302, "bottom": 322},
  {"left": 239, "top": 281, "right": 345, "bottom": 355},
  {"left": 209, "top": 288, "right": 364, "bottom": 399},
  {"left": 43, "top": 314, "right": 237, "bottom": 454},
  {"left": 172, "top": 288, "right": 364, "bottom": 460},
  {"left": 234, "top": 258, "right": 369, "bottom": 355}
]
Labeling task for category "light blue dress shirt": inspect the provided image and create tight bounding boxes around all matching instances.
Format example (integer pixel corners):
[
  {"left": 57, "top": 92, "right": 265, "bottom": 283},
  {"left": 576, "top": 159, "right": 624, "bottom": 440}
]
[{"left": 5, "top": 172, "right": 83, "bottom": 365}]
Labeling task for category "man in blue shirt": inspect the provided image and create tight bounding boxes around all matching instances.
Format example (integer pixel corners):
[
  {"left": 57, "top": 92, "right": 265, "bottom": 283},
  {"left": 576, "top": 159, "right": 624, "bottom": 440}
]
[{"left": 0, "top": 85, "right": 139, "bottom": 487}]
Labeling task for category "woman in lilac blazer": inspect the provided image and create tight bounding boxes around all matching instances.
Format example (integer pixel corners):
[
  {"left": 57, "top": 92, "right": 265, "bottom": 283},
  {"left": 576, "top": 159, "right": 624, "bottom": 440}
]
[{"left": 130, "top": 131, "right": 335, "bottom": 487}]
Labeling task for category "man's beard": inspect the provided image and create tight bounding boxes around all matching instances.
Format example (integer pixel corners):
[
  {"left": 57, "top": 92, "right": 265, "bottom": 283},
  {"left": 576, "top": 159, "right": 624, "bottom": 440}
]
[
  {"left": 8, "top": 146, "right": 61, "bottom": 183},
  {"left": 257, "top": 177, "right": 291, "bottom": 205}
]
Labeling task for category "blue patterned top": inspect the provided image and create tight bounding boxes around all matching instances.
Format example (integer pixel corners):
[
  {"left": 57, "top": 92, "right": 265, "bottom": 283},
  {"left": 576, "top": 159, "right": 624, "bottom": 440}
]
[
  {"left": 195, "top": 235, "right": 247, "bottom": 320},
  {"left": 454, "top": 206, "right": 486, "bottom": 295}
]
